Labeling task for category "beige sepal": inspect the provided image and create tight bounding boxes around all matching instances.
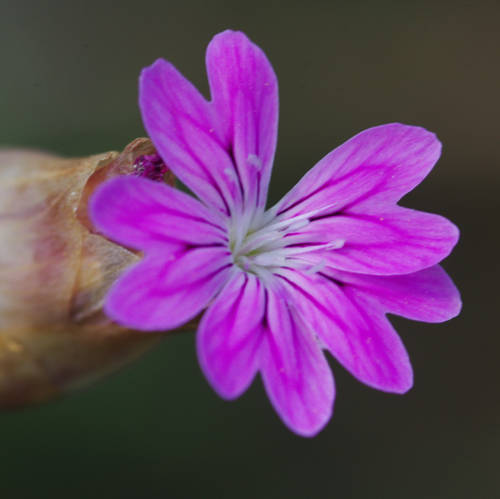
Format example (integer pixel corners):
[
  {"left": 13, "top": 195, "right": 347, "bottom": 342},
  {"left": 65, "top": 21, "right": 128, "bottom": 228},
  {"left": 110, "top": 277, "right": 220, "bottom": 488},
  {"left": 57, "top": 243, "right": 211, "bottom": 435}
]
[{"left": 0, "top": 138, "right": 185, "bottom": 409}]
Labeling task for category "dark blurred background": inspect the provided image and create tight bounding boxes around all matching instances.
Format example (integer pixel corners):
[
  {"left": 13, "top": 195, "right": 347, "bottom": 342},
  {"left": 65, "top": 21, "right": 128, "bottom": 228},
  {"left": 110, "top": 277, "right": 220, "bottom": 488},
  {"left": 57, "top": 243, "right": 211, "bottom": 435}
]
[{"left": 1, "top": 0, "right": 499, "bottom": 498}]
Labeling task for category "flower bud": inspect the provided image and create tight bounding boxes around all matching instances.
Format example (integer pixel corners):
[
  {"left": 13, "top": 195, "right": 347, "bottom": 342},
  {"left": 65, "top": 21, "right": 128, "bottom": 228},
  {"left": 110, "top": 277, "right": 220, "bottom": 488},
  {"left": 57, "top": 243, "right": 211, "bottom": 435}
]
[{"left": 0, "top": 138, "right": 177, "bottom": 409}]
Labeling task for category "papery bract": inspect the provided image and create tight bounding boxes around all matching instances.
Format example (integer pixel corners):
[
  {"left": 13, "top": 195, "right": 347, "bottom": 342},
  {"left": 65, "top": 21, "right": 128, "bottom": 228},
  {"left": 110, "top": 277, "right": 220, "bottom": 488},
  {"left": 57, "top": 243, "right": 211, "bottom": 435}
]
[
  {"left": 0, "top": 139, "right": 174, "bottom": 408},
  {"left": 91, "top": 30, "right": 461, "bottom": 436}
]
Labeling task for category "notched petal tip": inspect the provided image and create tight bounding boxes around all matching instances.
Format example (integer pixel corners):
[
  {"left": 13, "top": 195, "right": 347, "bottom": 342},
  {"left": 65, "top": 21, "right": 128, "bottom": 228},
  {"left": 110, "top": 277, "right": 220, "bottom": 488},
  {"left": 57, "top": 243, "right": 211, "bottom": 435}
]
[
  {"left": 139, "top": 57, "right": 169, "bottom": 80},
  {"left": 358, "top": 122, "right": 443, "bottom": 181},
  {"left": 277, "top": 122, "right": 445, "bottom": 220},
  {"left": 259, "top": 290, "right": 335, "bottom": 437},
  {"left": 331, "top": 264, "right": 462, "bottom": 324}
]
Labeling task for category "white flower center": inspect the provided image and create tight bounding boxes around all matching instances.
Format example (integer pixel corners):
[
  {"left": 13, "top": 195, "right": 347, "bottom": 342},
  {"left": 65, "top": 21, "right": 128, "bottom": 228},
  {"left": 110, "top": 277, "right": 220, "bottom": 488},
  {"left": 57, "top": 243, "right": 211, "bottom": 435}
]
[{"left": 228, "top": 207, "right": 344, "bottom": 279}]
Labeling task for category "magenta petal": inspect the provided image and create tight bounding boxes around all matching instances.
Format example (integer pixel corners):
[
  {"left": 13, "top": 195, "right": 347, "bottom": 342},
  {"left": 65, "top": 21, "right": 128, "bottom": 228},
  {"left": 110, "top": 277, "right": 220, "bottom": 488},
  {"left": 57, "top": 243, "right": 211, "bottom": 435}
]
[
  {"left": 90, "top": 176, "right": 228, "bottom": 251},
  {"left": 279, "top": 270, "right": 413, "bottom": 393},
  {"left": 197, "top": 272, "right": 265, "bottom": 399},
  {"left": 206, "top": 30, "right": 279, "bottom": 210},
  {"left": 139, "top": 59, "right": 241, "bottom": 214},
  {"left": 105, "top": 247, "right": 232, "bottom": 331},
  {"left": 140, "top": 31, "right": 278, "bottom": 215},
  {"left": 260, "top": 287, "right": 335, "bottom": 437},
  {"left": 298, "top": 206, "right": 459, "bottom": 275},
  {"left": 275, "top": 123, "right": 441, "bottom": 218},
  {"left": 327, "top": 265, "right": 462, "bottom": 323}
]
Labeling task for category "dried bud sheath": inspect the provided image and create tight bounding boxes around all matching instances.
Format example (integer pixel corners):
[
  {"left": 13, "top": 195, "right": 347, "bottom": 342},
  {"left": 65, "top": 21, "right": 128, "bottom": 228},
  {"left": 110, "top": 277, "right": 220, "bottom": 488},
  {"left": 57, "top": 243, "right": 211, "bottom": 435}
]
[{"left": 0, "top": 139, "right": 176, "bottom": 408}]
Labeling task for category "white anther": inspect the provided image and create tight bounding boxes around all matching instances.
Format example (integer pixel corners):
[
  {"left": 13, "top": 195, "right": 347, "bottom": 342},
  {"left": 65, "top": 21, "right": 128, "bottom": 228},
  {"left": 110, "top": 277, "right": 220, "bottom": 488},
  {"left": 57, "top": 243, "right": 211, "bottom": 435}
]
[
  {"left": 305, "top": 260, "right": 326, "bottom": 275},
  {"left": 224, "top": 167, "right": 238, "bottom": 182},
  {"left": 282, "top": 239, "right": 345, "bottom": 257},
  {"left": 252, "top": 252, "right": 287, "bottom": 268},
  {"left": 247, "top": 154, "right": 263, "bottom": 170},
  {"left": 326, "top": 239, "right": 345, "bottom": 250},
  {"left": 285, "top": 219, "right": 310, "bottom": 232}
]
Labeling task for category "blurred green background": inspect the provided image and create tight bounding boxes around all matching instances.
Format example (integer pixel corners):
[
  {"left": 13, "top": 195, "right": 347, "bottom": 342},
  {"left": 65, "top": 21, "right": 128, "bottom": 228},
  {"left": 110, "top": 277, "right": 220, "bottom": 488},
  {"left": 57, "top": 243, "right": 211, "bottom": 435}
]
[{"left": 1, "top": 0, "right": 499, "bottom": 497}]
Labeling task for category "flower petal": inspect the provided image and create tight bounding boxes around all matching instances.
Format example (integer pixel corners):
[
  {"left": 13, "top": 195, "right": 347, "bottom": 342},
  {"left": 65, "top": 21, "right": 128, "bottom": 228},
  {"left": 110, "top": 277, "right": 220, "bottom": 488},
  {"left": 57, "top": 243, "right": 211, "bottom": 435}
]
[
  {"left": 325, "top": 265, "right": 462, "bottom": 323},
  {"left": 275, "top": 123, "right": 441, "bottom": 219},
  {"left": 140, "top": 31, "right": 278, "bottom": 216},
  {"left": 278, "top": 270, "right": 413, "bottom": 393},
  {"left": 206, "top": 30, "right": 279, "bottom": 211},
  {"left": 295, "top": 206, "right": 459, "bottom": 275},
  {"left": 260, "top": 286, "right": 335, "bottom": 437},
  {"left": 105, "top": 247, "right": 232, "bottom": 331},
  {"left": 197, "top": 272, "right": 265, "bottom": 399},
  {"left": 139, "top": 58, "right": 241, "bottom": 214},
  {"left": 90, "top": 176, "right": 228, "bottom": 251}
]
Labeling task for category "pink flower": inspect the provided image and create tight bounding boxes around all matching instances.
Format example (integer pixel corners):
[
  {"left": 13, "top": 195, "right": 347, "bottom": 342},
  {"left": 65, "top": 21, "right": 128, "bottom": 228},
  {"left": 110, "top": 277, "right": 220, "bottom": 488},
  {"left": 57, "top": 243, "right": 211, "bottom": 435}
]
[{"left": 90, "top": 30, "right": 461, "bottom": 436}]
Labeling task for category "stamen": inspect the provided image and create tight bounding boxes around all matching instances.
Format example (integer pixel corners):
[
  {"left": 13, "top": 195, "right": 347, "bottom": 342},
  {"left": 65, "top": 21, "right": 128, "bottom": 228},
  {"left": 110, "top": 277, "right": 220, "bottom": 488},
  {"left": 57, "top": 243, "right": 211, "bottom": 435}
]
[
  {"left": 285, "top": 219, "right": 310, "bottom": 232},
  {"left": 305, "top": 260, "right": 326, "bottom": 275},
  {"left": 235, "top": 254, "right": 275, "bottom": 283},
  {"left": 252, "top": 252, "right": 287, "bottom": 267},
  {"left": 236, "top": 214, "right": 311, "bottom": 254},
  {"left": 238, "top": 255, "right": 253, "bottom": 272},
  {"left": 254, "top": 201, "right": 339, "bottom": 237},
  {"left": 230, "top": 206, "right": 259, "bottom": 255},
  {"left": 247, "top": 154, "right": 263, "bottom": 170},
  {"left": 269, "top": 201, "right": 341, "bottom": 226},
  {"left": 229, "top": 202, "right": 346, "bottom": 277},
  {"left": 281, "top": 239, "right": 345, "bottom": 256},
  {"left": 224, "top": 167, "right": 238, "bottom": 182},
  {"left": 238, "top": 229, "right": 283, "bottom": 255}
]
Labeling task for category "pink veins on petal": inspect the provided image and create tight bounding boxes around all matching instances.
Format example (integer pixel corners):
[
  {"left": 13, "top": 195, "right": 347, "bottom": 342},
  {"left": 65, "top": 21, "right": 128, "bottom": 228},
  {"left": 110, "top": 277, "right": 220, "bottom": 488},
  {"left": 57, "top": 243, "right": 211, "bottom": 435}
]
[{"left": 90, "top": 30, "right": 461, "bottom": 437}]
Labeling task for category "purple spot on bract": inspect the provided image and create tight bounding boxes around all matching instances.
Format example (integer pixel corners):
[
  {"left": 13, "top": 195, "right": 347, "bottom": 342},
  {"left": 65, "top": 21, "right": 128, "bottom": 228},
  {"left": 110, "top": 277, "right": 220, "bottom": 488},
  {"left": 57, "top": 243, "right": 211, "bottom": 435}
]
[{"left": 133, "top": 153, "right": 168, "bottom": 181}]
